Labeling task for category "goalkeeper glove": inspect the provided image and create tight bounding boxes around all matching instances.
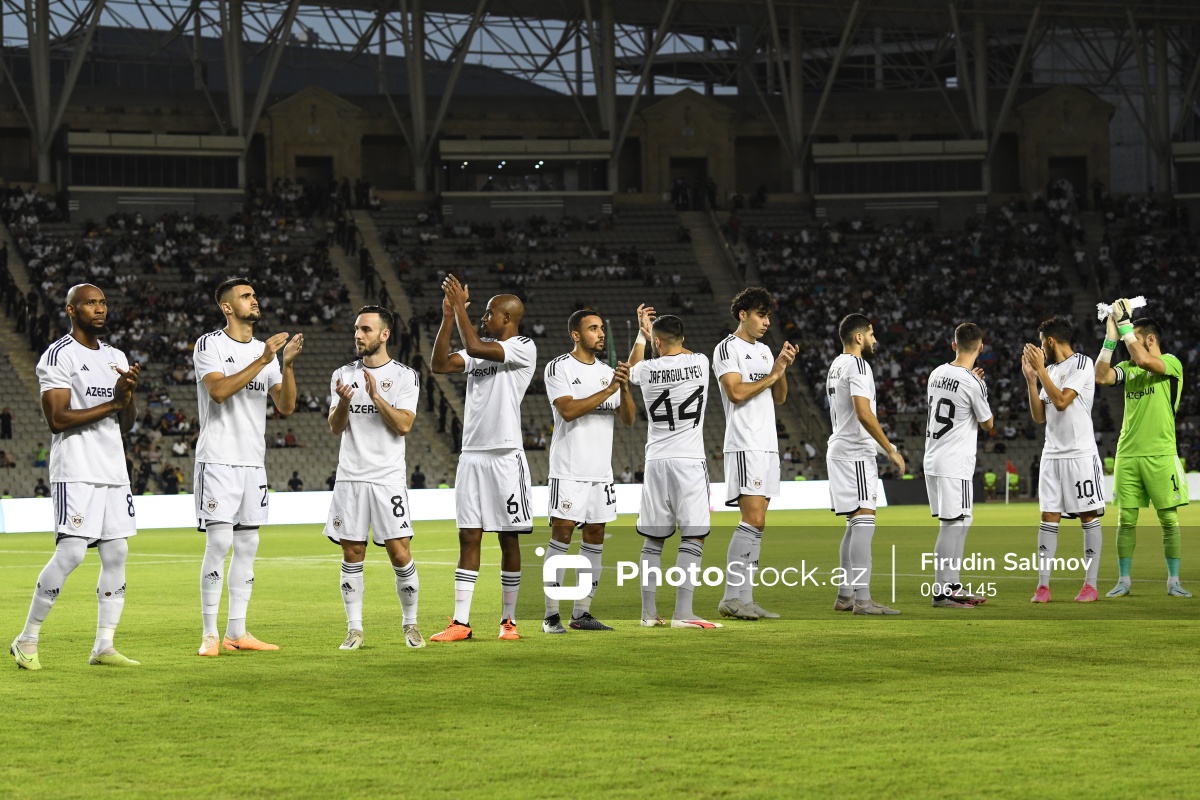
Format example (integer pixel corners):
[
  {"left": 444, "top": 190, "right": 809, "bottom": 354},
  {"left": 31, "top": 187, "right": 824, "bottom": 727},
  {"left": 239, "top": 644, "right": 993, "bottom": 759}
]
[{"left": 1113, "top": 298, "right": 1134, "bottom": 337}]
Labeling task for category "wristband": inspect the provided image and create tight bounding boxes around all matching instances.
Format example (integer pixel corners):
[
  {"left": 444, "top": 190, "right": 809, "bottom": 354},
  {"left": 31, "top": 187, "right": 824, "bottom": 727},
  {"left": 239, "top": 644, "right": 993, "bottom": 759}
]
[
  {"left": 1101, "top": 339, "right": 1116, "bottom": 351},
  {"left": 1117, "top": 322, "right": 1134, "bottom": 337},
  {"left": 1097, "top": 348, "right": 1113, "bottom": 363},
  {"left": 1121, "top": 330, "right": 1137, "bottom": 346},
  {"left": 634, "top": 332, "right": 646, "bottom": 346}
]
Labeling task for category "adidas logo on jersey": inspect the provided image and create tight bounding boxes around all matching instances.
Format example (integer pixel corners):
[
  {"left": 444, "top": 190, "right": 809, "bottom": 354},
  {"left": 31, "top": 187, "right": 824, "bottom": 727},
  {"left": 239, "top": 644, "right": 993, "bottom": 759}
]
[
  {"left": 511, "top": 516, "right": 523, "bottom": 524},
  {"left": 226, "top": 357, "right": 234, "bottom": 363},
  {"left": 572, "top": 378, "right": 583, "bottom": 385},
  {"left": 745, "top": 354, "right": 753, "bottom": 360},
  {"left": 81, "top": 364, "right": 89, "bottom": 371}
]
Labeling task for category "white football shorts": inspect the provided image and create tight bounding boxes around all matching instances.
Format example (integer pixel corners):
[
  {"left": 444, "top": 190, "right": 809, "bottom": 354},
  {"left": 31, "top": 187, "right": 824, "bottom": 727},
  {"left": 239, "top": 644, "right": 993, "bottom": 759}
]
[
  {"left": 1039, "top": 455, "right": 1106, "bottom": 518},
  {"left": 637, "top": 458, "right": 711, "bottom": 538},
  {"left": 51, "top": 481, "right": 137, "bottom": 545},
  {"left": 827, "top": 457, "right": 878, "bottom": 516},
  {"left": 325, "top": 481, "right": 414, "bottom": 545},
  {"left": 548, "top": 477, "right": 618, "bottom": 526},
  {"left": 723, "top": 450, "right": 781, "bottom": 506},
  {"left": 194, "top": 462, "right": 270, "bottom": 530},
  {"left": 925, "top": 475, "right": 973, "bottom": 521},
  {"left": 455, "top": 449, "right": 534, "bottom": 532}
]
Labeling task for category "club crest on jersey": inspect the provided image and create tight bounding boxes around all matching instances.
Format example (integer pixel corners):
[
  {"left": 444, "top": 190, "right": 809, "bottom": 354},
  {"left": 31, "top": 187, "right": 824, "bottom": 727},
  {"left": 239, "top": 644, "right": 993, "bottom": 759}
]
[
  {"left": 380, "top": 380, "right": 393, "bottom": 392},
  {"left": 206, "top": 498, "right": 218, "bottom": 513},
  {"left": 560, "top": 499, "right": 573, "bottom": 512},
  {"left": 109, "top": 362, "right": 120, "bottom": 374},
  {"left": 332, "top": 516, "right": 342, "bottom": 530},
  {"left": 751, "top": 477, "right": 763, "bottom": 490},
  {"left": 71, "top": 513, "right": 84, "bottom": 528}
]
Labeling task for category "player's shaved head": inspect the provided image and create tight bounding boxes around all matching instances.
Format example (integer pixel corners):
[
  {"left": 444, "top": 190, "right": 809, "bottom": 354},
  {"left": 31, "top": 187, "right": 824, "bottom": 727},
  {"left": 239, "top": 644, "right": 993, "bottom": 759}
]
[
  {"left": 66, "top": 283, "right": 104, "bottom": 307},
  {"left": 954, "top": 322, "right": 984, "bottom": 350},
  {"left": 491, "top": 294, "right": 525, "bottom": 323}
]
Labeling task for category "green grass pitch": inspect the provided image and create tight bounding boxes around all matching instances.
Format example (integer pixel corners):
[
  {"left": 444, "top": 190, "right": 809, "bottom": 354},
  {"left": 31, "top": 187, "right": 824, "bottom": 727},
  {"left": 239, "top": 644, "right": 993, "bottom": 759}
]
[{"left": 3, "top": 502, "right": 1200, "bottom": 798}]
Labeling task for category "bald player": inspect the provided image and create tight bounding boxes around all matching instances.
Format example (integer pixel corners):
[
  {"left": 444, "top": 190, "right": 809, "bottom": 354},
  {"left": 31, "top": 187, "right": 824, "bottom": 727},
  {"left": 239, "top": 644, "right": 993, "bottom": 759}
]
[
  {"left": 430, "top": 276, "right": 537, "bottom": 642},
  {"left": 12, "top": 284, "right": 141, "bottom": 670}
]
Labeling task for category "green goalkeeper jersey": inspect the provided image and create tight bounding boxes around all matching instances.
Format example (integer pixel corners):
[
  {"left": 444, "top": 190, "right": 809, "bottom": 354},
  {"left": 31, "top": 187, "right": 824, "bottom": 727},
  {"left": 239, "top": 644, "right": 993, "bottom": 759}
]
[{"left": 1113, "top": 354, "right": 1183, "bottom": 458}]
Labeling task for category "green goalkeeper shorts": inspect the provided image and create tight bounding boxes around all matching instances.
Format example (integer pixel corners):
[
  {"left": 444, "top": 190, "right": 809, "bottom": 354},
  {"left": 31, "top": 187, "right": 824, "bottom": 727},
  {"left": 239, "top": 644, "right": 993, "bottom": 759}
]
[{"left": 1112, "top": 455, "right": 1190, "bottom": 509}]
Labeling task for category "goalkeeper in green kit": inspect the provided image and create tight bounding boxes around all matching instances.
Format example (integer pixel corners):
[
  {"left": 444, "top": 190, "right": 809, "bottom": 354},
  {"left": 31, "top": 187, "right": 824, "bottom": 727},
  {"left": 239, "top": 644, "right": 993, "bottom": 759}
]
[{"left": 1095, "top": 298, "right": 1190, "bottom": 597}]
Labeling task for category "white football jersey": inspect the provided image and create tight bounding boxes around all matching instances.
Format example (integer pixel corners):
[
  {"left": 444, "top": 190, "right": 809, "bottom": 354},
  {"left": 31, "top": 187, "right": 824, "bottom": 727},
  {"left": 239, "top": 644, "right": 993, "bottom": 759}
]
[
  {"left": 36, "top": 335, "right": 130, "bottom": 485},
  {"left": 825, "top": 354, "right": 876, "bottom": 460},
  {"left": 193, "top": 330, "right": 283, "bottom": 467},
  {"left": 923, "top": 363, "right": 993, "bottom": 478},
  {"left": 458, "top": 336, "right": 536, "bottom": 451},
  {"left": 713, "top": 334, "right": 778, "bottom": 453},
  {"left": 330, "top": 359, "right": 420, "bottom": 483},
  {"left": 629, "top": 352, "right": 709, "bottom": 461},
  {"left": 1040, "top": 353, "right": 1098, "bottom": 459},
  {"left": 544, "top": 353, "right": 619, "bottom": 482}
]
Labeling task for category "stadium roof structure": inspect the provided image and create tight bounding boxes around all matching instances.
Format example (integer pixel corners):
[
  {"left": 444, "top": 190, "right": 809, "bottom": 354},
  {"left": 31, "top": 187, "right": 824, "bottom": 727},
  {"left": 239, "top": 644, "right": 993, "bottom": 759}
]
[{"left": 3, "top": 0, "right": 1199, "bottom": 189}]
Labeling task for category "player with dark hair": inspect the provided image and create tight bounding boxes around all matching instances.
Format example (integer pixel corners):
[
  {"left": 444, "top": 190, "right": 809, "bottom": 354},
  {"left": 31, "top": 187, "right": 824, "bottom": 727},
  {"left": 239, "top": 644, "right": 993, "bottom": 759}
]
[
  {"left": 540, "top": 309, "right": 635, "bottom": 633},
  {"left": 713, "top": 287, "right": 796, "bottom": 621},
  {"left": 1096, "top": 300, "right": 1189, "bottom": 597},
  {"left": 1023, "top": 316, "right": 1104, "bottom": 602},
  {"left": 924, "top": 322, "right": 994, "bottom": 608},
  {"left": 325, "top": 305, "right": 424, "bottom": 650},
  {"left": 430, "top": 275, "right": 536, "bottom": 642},
  {"left": 193, "top": 277, "right": 303, "bottom": 656},
  {"left": 11, "top": 284, "right": 141, "bottom": 670},
  {"left": 825, "top": 313, "right": 905, "bottom": 615},
  {"left": 629, "top": 305, "right": 720, "bottom": 628}
]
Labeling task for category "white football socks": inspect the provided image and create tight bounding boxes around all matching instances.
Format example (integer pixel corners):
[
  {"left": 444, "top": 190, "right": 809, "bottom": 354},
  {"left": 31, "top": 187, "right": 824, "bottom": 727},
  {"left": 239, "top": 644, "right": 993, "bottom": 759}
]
[
  {"left": 22, "top": 536, "right": 87, "bottom": 643},
  {"left": 1081, "top": 519, "right": 1102, "bottom": 586},
  {"left": 1037, "top": 521, "right": 1060, "bottom": 586},
  {"left": 848, "top": 514, "right": 875, "bottom": 603},
  {"left": 225, "top": 528, "right": 259, "bottom": 640},
  {"left": 574, "top": 542, "right": 603, "bottom": 619},
  {"left": 500, "top": 571, "right": 521, "bottom": 622},
  {"left": 199, "top": 523, "right": 233, "bottom": 636},
  {"left": 639, "top": 537, "right": 664, "bottom": 621},
  {"left": 453, "top": 568, "right": 478, "bottom": 625},
  {"left": 94, "top": 538, "right": 128, "bottom": 653},
  {"left": 340, "top": 561, "right": 364, "bottom": 631},
  {"left": 542, "top": 539, "right": 569, "bottom": 617},
  {"left": 673, "top": 538, "right": 706, "bottom": 620},
  {"left": 722, "top": 523, "right": 757, "bottom": 603},
  {"left": 395, "top": 561, "right": 419, "bottom": 626}
]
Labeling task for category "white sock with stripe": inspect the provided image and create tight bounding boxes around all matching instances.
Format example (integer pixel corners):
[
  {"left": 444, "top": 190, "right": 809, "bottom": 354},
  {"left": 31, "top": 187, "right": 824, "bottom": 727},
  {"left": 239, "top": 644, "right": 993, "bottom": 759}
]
[
  {"left": 542, "top": 539, "right": 569, "bottom": 618},
  {"left": 340, "top": 561, "right": 364, "bottom": 631},
  {"left": 673, "top": 538, "right": 706, "bottom": 621},
  {"left": 394, "top": 561, "right": 418, "bottom": 625},
  {"left": 1081, "top": 519, "right": 1102, "bottom": 586},
  {"left": 453, "top": 569, "right": 478, "bottom": 625},
  {"left": 500, "top": 571, "right": 521, "bottom": 622},
  {"left": 639, "top": 537, "right": 664, "bottom": 621},
  {"left": 1037, "top": 521, "right": 1059, "bottom": 586},
  {"left": 722, "top": 523, "right": 757, "bottom": 603},
  {"left": 836, "top": 523, "right": 854, "bottom": 601},
  {"left": 573, "top": 542, "right": 603, "bottom": 619},
  {"left": 740, "top": 526, "right": 764, "bottom": 605},
  {"left": 848, "top": 514, "right": 875, "bottom": 603}
]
